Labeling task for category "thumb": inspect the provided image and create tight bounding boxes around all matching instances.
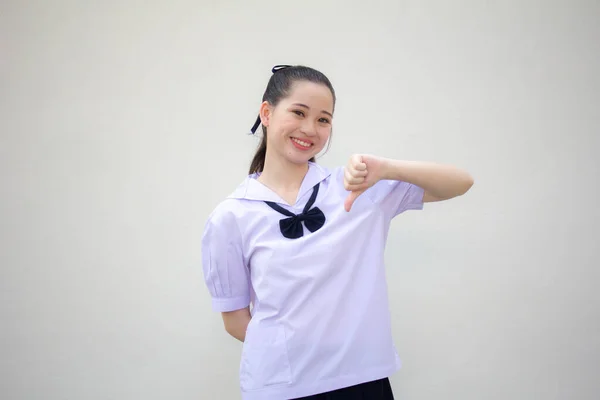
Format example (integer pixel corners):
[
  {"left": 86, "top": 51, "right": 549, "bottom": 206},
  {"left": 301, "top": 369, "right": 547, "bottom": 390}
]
[{"left": 344, "top": 190, "right": 364, "bottom": 212}]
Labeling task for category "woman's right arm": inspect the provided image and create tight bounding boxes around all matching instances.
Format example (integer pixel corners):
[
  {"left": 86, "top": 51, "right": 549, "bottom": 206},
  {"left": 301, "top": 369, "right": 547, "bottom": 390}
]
[
  {"left": 202, "top": 208, "right": 252, "bottom": 341},
  {"left": 222, "top": 307, "right": 252, "bottom": 342}
]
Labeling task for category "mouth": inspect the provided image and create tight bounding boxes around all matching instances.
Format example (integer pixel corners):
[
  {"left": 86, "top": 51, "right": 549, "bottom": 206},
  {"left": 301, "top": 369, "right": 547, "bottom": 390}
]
[{"left": 290, "top": 137, "right": 314, "bottom": 150}]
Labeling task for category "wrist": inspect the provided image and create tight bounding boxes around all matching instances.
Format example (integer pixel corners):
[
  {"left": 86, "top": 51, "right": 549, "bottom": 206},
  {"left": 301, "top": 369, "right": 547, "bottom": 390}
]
[{"left": 380, "top": 158, "right": 406, "bottom": 181}]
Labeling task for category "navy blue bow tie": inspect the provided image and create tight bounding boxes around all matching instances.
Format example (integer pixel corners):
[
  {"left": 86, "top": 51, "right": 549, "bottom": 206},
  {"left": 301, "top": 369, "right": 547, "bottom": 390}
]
[{"left": 265, "top": 183, "right": 326, "bottom": 239}]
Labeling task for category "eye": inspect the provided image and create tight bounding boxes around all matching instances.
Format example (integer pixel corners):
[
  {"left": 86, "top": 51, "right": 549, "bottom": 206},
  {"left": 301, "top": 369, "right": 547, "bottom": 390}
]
[
  {"left": 292, "top": 110, "right": 305, "bottom": 117},
  {"left": 319, "top": 117, "right": 331, "bottom": 124}
]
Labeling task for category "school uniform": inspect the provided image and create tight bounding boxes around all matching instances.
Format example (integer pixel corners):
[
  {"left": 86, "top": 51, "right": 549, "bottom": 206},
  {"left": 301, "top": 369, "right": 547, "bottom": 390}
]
[{"left": 201, "top": 162, "right": 424, "bottom": 400}]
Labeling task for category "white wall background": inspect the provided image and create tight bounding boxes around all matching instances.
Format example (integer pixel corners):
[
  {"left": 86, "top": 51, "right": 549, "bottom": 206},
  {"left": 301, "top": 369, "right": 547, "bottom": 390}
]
[{"left": 2, "top": 1, "right": 599, "bottom": 399}]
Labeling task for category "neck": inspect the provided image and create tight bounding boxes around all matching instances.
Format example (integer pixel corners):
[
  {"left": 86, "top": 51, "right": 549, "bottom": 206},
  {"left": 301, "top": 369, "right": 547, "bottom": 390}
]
[{"left": 258, "top": 151, "right": 309, "bottom": 195}]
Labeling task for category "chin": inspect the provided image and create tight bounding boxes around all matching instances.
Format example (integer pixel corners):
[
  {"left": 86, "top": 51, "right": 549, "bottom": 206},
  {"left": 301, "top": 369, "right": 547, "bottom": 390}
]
[
  {"left": 286, "top": 154, "right": 316, "bottom": 165},
  {"left": 288, "top": 148, "right": 322, "bottom": 164}
]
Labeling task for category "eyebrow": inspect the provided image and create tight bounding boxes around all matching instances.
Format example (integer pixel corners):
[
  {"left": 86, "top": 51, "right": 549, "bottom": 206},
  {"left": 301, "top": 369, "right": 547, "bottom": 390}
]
[{"left": 292, "top": 103, "right": 333, "bottom": 118}]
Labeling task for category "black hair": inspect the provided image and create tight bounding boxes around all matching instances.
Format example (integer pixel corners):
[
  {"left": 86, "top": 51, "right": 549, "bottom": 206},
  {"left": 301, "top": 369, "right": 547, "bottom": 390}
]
[{"left": 248, "top": 65, "right": 336, "bottom": 174}]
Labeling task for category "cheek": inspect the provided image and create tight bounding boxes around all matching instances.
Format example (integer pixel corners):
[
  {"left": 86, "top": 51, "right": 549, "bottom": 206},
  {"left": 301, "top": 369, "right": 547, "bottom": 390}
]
[
  {"left": 318, "top": 127, "right": 331, "bottom": 143},
  {"left": 279, "top": 118, "right": 299, "bottom": 133}
]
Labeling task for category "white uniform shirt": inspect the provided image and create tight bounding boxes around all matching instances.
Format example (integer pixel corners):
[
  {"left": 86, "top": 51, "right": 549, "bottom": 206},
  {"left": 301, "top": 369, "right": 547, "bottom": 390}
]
[{"left": 202, "top": 162, "right": 424, "bottom": 399}]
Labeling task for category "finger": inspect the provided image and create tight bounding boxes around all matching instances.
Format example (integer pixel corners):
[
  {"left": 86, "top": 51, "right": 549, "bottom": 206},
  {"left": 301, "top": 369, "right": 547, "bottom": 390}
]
[
  {"left": 345, "top": 182, "right": 370, "bottom": 194},
  {"left": 350, "top": 154, "right": 363, "bottom": 166},
  {"left": 349, "top": 155, "right": 367, "bottom": 172},
  {"left": 349, "top": 167, "right": 368, "bottom": 178},
  {"left": 344, "top": 190, "right": 364, "bottom": 212},
  {"left": 345, "top": 162, "right": 368, "bottom": 178},
  {"left": 344, "top": 169, "right": 365, "bottom": 185},
  {"left": 344, "top": 168, "right": 366, "bottom": 186},
  {"left": 353, "top": 161, "right": 367, "bottom": 172},
  {"left": 345, "top": 180, "right": 366, "bottom": 191}
]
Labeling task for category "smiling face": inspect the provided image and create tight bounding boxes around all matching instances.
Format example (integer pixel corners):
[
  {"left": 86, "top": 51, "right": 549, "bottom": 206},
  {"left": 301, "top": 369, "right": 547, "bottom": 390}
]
[{"left": 260, "top": 80, "right": 334, "bottom": 166}]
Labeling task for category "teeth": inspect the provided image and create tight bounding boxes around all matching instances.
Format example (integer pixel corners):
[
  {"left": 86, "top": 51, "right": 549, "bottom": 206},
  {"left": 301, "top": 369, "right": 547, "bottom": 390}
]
[{"left": 292, "top": 138, "right": 311, "bottom": 147}]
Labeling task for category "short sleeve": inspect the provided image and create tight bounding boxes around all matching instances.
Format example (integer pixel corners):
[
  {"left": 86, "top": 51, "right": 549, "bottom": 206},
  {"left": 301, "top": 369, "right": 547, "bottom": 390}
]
[
  {"left": 366, "top": 179, "right": 425, "bottom": 218},
  {"left": 201, "top": 210, "right": 251, "bottom": 312}
]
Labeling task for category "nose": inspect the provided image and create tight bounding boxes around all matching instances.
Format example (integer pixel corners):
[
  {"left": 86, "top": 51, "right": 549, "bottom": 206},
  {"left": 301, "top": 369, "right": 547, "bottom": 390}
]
[{"left": 300, "top": 120, "right": 318, "bottom": 137}]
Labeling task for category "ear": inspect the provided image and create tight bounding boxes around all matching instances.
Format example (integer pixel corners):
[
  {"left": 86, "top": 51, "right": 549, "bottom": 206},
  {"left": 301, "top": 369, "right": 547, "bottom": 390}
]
[{"left": 259, "top": 101, "right": 272, "bottom": 127}]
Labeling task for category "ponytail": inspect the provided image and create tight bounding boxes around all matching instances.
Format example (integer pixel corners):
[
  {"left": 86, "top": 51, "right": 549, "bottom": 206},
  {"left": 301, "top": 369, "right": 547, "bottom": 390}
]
[{"left": 248, "top": 128, "right": 268, "bottom": 174}]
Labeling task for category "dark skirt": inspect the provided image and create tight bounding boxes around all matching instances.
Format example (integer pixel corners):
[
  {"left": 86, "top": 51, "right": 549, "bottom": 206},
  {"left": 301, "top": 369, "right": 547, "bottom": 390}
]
[{"left": 291, "top": 378, "right": 394, "bottom": 400}]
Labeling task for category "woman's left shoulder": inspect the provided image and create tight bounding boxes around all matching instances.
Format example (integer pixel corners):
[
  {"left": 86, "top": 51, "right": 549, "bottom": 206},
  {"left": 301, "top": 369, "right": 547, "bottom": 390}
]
[{"left": 314, "top": 163, "right": 343, "bottom": 180}]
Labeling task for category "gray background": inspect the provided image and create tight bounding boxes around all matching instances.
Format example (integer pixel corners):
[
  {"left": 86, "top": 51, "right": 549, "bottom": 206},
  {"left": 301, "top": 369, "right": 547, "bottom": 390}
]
[{"left": 2, "top": 1, "right": 599, "bottom": 399}]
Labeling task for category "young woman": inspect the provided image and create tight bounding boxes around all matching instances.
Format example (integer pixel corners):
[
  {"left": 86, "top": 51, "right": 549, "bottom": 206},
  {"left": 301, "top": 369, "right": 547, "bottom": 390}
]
[{"left": 201, "top": 65, "right": 473, "bottom": 400}]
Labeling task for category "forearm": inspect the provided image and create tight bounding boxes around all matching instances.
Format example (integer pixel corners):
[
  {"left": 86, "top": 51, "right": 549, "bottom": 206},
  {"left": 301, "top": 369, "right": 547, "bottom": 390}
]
[
  {"left": 222, "top": 308, "right": 252, "bottom": 342},
  {"left": 229, "top": 322, "right": 250, "bottom": 342},
  {"left": 381, "top": 159, "right": 474, "bottom": 200}
]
